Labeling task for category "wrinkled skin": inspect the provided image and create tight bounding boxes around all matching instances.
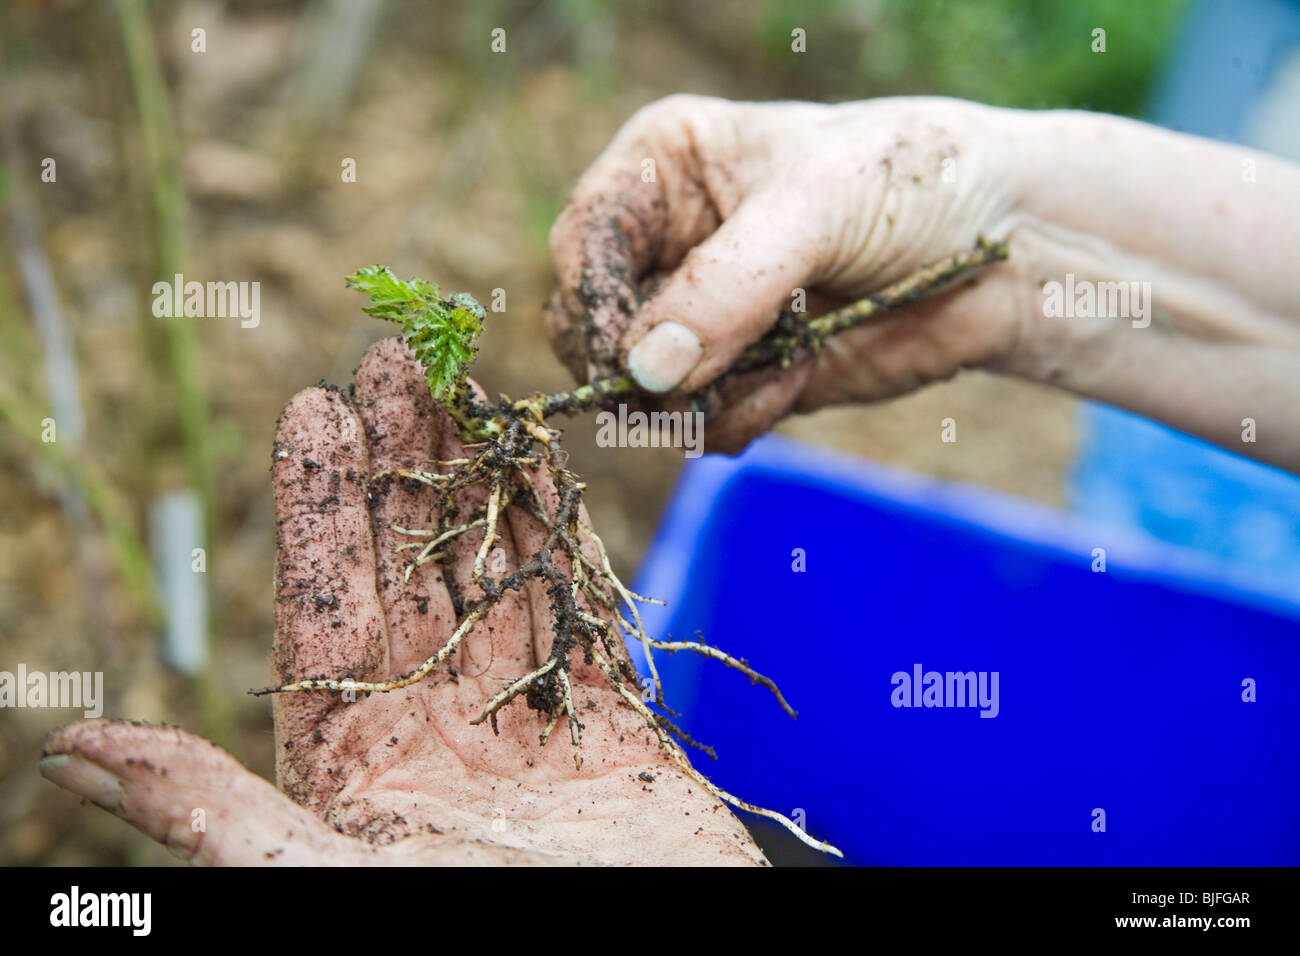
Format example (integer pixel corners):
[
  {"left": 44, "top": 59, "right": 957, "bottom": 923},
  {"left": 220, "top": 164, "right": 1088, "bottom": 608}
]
[
  {"left": 546, "top": 94, "right": 1300, "bottom": 470},
  {"left": 545, "top": 94, "right": 1037, "bottom": 453},
  {"left": 40, "top": 339, "right": 766, "bottom": 866}
]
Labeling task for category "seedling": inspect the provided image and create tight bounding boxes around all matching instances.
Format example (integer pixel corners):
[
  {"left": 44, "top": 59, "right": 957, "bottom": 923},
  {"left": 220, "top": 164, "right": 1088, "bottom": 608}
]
[{"left": 252, "top": 238, "right": 1008, "bottom": 857}]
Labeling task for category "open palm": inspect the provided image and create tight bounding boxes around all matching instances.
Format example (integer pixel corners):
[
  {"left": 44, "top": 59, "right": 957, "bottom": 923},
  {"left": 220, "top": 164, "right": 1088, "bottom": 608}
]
[{"left": 39, "top": 339, "right": 765, "bottom": 866}]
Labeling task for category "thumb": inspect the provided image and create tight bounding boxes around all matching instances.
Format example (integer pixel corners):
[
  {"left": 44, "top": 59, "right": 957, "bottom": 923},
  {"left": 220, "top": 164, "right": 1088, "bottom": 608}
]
[
  {"left": 39, "top": 719, "right": 380, "bottom": 865},
  {"left": 623, "top": 191, "right": 824, "bottom": 394}
]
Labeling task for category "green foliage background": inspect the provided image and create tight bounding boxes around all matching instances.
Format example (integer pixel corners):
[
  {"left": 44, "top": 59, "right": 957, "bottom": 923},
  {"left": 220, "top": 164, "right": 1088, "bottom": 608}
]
[{"left": 757, "top": 0, "right": 1185, "bottom": 114}]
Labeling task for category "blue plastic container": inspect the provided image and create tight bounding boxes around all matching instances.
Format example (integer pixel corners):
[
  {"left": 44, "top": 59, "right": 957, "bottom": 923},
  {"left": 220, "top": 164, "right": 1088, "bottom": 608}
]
[{"left": 630, "top": 436, "right": 1300, "bottom": 865}]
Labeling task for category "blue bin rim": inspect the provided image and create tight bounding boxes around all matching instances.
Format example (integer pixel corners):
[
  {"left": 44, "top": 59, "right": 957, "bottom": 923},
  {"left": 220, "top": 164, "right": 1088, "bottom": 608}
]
[{"left": 633, "top": 435, "right": 1300, "bottom": 632}]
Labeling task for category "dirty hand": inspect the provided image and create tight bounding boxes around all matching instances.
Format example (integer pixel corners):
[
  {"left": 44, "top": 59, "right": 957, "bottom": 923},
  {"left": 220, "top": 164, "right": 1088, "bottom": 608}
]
[
  {"left": 547, "top": 93, "right": 1300, "bottom": 470},
  {"left": 39, "top": 339, "right": 765, "bottom": 866},
  {"left": 545, "top": 94, "right": 1033, "bottom": 453}
]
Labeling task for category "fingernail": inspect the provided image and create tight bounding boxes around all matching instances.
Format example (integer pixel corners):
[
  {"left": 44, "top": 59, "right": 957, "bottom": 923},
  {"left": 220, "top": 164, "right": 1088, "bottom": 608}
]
[
  {"left": 39, "top": 754, "right": 125, "bottom": 811},
  {"left": 627, "top": 321, "right": 702, "bottom": 393}
]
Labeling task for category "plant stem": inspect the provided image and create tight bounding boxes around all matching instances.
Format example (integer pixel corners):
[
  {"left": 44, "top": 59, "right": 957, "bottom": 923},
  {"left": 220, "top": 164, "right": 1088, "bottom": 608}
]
[
  {"left": 528, "top": 375, "right": 637, "bottom": 418},
  {"left": 731, "top": 235, "right": 1008, "bottom": 374},
  {"left": 515, "top": 236, "right": 1009, "bottom": 421}
]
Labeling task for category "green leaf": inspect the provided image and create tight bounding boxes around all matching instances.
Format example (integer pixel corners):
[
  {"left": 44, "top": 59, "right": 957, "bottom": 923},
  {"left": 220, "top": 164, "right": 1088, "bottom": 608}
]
[{"left": 346, "top": 265, "right": 483, "bottom": 399}]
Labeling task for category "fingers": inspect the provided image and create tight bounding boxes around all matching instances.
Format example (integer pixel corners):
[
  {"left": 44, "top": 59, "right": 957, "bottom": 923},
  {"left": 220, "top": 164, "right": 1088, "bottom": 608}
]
[
  {"left": 622, "top": 190, "right": 826, "bottom": 395},
  {"left": 548, "top": 169, "right": 669, "bottom": 379},
  {"left": 270, "top": 385, "right": 389, "bottom": 743},
  {"left": 543, "top": 288, "right": 588, "bottom": 382},
  {"left": 698, "top": 277, "right": 1020, "bottom": 452},
  {"left": 702, "top": 362, "right": 815, "bottom": 456},
  {"left": 794, "top": 270, "right": 1029, "bottom": 412},
  {"left": 547, "top": 96, "right": 730, "bottom": 379},
  {"left": 271, "top": 387, "right": 389, "bottom": 681},
  {"left": 353, "top": 338, "right": 458, "bottom": 675},
  {"left": 40, "top": 720, "right": 381, "bottom": 865}
]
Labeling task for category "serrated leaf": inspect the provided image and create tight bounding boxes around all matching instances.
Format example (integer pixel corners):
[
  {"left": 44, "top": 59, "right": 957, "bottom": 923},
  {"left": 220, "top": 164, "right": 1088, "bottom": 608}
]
[{"left": 347, "top": 265, "right": 483, "bottom": 400}]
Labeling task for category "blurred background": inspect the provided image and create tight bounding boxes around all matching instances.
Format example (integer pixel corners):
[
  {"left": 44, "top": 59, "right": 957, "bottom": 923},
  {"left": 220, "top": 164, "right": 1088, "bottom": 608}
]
[{"left": 1, "top": 0, "right": 1296, "bottom": 865}]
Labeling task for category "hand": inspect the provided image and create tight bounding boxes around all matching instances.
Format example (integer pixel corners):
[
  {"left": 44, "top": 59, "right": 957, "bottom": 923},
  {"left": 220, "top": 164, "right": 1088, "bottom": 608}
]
[
  {"left": 39, "top": 339, "right": 767, "bottom": 866},
  {"left": 548, "top": 94, "right": 1300, "bottom": 470},
  {"left": 545, "top": 94, "right": 1037, "bottom": 453}
]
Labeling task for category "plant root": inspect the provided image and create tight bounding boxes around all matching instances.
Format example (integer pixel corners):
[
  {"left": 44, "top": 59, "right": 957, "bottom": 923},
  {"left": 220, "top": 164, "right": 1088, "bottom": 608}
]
[
  {"left": 253, "top": 238, "right": 1011, "bottom": 859},
  {"left": 253, "top": 405, "right": 834, "bottom": 852}
]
